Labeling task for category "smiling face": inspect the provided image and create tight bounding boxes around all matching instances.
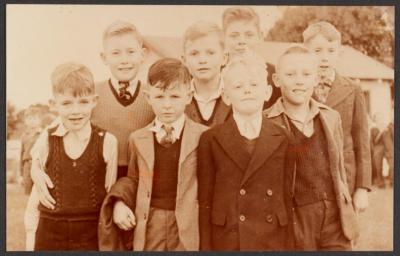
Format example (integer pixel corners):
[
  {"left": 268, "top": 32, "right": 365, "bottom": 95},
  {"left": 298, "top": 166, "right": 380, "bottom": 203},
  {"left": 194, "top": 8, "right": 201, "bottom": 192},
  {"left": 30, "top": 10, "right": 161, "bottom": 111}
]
[
  {"left": 183, "top": 33, "right": 226, "bottom": 82},
  {"left": 274, "top": 52, "right": 319, "bottom": 106},
  {"left": 224, "top": 20, "right": 261, "bottom": 58},
  {"left": 223, "top": 63, "right": 270, "bottom": 116},
  {"left": 305, "top": 34, "right": 340, "bottom": 78},
  {"left": 52, "top": 92, "right": 97, "bottom": 132},
  {"left": 101, "top": 33, "right": 145, "bottom": 82},
  {"left": 144, "top": 82, "right": 192, "bottom": 124}
]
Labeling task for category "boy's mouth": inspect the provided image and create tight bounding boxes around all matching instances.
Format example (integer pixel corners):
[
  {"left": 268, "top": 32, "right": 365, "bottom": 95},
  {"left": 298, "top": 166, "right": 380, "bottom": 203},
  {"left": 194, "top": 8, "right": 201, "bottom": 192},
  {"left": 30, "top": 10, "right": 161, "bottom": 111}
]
[
  {"left": 292, "top": 89, "right": 306, "bottom": 94},
  {"left": 197, "top": 68, "right": 210, "bottom": 72},
  {"left": 118, "top": 67, "right": 133, "bottom": 72},
  {"left": 69, "top": 117, "right": 84, "bottom": 122}
]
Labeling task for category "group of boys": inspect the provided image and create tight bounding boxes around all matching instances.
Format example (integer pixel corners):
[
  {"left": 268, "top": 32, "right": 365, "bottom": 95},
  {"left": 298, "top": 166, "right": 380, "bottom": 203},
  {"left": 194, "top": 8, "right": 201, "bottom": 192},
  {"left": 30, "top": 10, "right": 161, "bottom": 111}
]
[{"left": 24, "top": 6, "right": 371, "bottom": 251}]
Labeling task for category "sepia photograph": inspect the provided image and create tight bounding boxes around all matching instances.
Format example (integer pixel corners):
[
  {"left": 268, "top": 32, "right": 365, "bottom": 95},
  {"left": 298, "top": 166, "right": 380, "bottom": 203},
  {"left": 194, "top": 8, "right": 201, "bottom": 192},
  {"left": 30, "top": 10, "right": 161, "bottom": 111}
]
[{"left": 6, "top": 4, "right": 394, "bottom": 252}]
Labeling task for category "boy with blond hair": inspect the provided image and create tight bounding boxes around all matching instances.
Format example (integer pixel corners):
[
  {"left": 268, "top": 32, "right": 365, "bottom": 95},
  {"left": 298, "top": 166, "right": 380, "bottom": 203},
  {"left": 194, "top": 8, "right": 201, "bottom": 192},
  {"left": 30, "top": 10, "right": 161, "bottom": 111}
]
[
  {"left": 198, "top": 54, "right": 293, "bottom": 251},
  {"left": 265, "top": 45, "right": 359, "bottom": 250},
  {"left": 303, "top": 21, "right": 371, "bottom": 212},
  {"left": 222, "top": 6, "right": 281, "bottom": 109},
  {"left": 25, "top": 62, "right": 118, "bottom": 250},
  {"left": 182, "top": 21, "right": 231, "bottom": 126},
  {"left": 98, "top": 58, "right": 208, "bottom": 251}
]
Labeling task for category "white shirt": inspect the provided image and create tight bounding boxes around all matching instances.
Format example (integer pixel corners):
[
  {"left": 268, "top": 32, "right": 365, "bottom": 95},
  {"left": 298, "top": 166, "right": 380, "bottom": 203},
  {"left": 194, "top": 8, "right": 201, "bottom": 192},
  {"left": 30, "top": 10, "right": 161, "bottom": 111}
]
[
  {"left": 110, "top": 76, "right": 139, "bottom": 96},
  {"left": 192, "top": 79, "right": 224, "bottom": 121},
  {"left": 149, "top": 114, "right": 186, "bottom": 143},
  {"left": 25, "top": 119, "right": 118, "bottom": 251},
  {"left": 232, "top": 111, "right": 262, "bottom": 140}
]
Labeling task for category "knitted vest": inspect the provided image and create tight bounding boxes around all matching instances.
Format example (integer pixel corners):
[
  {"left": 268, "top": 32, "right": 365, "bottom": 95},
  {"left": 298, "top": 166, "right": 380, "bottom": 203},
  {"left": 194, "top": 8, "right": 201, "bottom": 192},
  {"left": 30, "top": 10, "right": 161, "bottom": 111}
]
[
  {"left": 38, "top": 124, "right": 107, "bottom": 218},
  {"left": 92, "top": 80, "right": 155, "bottom": 166},
  {"left": 185, "top": 97, "right": 232, "bottom": 127},
  {"left": 288, "top": 117, "right": 336, "bottom": 206},
  {"left": 150, "top": 134, "right": 183, "bottom": 210}
]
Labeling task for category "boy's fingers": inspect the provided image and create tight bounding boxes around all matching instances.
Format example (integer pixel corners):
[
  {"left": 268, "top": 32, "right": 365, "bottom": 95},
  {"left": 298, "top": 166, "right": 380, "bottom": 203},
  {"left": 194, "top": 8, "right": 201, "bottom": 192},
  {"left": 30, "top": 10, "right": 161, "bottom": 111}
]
[
  {"left": 127, "top": 211, "right": 136, "bottom": 226},
  {"left": 44, "top": 174, "right": 54, "bottom": 189}
]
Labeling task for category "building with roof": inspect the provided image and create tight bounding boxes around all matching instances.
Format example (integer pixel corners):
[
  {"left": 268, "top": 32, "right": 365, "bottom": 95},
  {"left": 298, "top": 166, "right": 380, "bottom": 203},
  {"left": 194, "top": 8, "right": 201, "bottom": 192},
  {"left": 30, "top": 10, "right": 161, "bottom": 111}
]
[{"left": 141, "top": 36, "right": 394, "bottom": 123}]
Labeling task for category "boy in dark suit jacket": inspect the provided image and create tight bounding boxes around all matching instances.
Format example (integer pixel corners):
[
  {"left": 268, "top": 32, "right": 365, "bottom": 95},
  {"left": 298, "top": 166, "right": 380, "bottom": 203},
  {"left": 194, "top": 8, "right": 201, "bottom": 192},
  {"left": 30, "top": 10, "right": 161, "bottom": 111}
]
[
  {"left": 303, "top": 21, "right": 371, "bottom": 212},
  {"left": 265, "top": 44, "right": 359, "bottom": 250},
  {"left": 198, "top": 54, "right": 292, "bottom": 251}
]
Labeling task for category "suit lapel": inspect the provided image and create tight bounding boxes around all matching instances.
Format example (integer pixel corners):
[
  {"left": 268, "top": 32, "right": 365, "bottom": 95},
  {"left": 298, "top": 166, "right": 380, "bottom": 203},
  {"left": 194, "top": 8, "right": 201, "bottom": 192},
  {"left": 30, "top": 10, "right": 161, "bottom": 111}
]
[
  {"left": 240, "top": 117, "right": 286, "bottom": 186},
  {"left": 318, "top": 111, "right": 340, "bottom": 183},
  {"left": 325, "top": 74, "right": 353, "bottom": 108},
  {"left": 215, "top": 117, "right": 251, "bottom": 171},
  {"left": 214, "top": 98, "right": 232, "bottom": 123},
  {"left": 179, "top": 117, "right": 202, "bottom": 166},
  {"left": 134, "top": 124, "right": 155, "bottom": 189}
]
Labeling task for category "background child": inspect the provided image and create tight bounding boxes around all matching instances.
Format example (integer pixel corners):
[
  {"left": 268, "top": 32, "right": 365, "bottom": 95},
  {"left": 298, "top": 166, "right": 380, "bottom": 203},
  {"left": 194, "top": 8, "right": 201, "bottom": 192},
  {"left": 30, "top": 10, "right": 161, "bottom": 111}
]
[
  {"left": 94, "top": 20, "right": 155, "bottom": 179},
  {"left": 183, "top": 21, "right": 231, "bottom": 126},
  {"left": 98, "top": 58, "right": 208, "bottom": 251},
  {"left": 25, "top": 62, "right": 118, "bottom": 250},
  {"left": 197, "top": 55, "right": 293, "bottom": 251},
  {"left": 303, "top": 21, "right": 371, "bottom": 212},
  {"left": 20, "top": 106, "right": 42, "bottom": 195},
  {"left": 266, "top": 45, "right": 359, "bottom": 250},
  {"left": 222, "top": 6, "right": 281, "bottom": 109}
]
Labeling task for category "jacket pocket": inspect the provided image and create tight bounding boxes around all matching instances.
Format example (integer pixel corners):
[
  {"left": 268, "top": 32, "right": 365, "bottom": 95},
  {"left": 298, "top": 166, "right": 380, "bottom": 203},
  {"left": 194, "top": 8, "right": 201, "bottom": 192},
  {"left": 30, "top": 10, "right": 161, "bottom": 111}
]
[
  {"left": 211, "top": 210, "right": 226, "bottom": 226},
  {"left": 276, "top": 211, "right": 288, "bottom": 226}
]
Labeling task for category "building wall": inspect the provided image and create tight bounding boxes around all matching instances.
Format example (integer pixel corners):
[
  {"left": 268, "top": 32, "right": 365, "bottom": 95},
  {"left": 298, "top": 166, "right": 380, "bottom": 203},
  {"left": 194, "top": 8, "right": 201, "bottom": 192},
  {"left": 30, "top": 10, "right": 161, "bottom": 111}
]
[{"left": 359, "top": 79, "right": 393, "bottom": 124}]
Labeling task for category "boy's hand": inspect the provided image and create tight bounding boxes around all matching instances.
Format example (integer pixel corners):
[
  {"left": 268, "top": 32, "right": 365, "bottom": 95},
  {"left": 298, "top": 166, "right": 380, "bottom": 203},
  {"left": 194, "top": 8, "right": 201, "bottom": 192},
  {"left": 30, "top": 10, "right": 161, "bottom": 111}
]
[
  {"left": 113, "top": 200, "right": 136, "bottom": 230},
  {"left": 31, "top": 168, "right": 55, "bottom": 209},
  {"left": 353, "top": 188, "right": 369, "bottom": 213}
]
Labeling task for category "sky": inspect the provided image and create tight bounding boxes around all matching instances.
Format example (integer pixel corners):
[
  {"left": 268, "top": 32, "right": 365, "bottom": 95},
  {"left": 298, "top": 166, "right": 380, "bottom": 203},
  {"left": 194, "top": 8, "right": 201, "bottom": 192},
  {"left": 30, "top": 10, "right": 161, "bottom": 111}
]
[{"left": 7, "top": 5, "right": 282, "bottom": 110}]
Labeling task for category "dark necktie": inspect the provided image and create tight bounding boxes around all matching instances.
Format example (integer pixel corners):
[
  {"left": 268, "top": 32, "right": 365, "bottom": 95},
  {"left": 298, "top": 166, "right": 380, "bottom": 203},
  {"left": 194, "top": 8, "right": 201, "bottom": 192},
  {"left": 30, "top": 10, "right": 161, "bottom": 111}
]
[
  {"left": 314, "top": 76, "right": 333, "bottom": 103},
  {"left": 118, "top": 81, "right": 132, "bottom": 101},
  {"left": 160, "top": 125, "right": 175, "bottom": 148}
]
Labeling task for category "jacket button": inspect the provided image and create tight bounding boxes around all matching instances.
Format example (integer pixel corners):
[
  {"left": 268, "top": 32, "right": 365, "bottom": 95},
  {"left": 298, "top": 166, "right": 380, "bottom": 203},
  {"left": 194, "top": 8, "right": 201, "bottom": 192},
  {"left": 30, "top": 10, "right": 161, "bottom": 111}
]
[
  {"left": 239, "top": 214, "right": 246, "bottom": 221},
  {"left": 266, "top": 214, "right": 273, "bottom": 223},
  {"left": 266, "top": 189, "right": 273, "bottom": 196},
  {"left": 239, "top": 189, "right": 246, "bottom": 195}
]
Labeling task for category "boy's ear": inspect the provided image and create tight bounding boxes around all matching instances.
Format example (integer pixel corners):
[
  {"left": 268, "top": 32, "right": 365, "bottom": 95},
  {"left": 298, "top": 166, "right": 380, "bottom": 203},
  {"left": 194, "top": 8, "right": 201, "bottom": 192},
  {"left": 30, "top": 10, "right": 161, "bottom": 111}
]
[
  {"left": 140, "top": 47, "right": 148, "bottom": 60},
  {"left": 92, "top": 94, "right": 99, "bottom": 106},
  {"left": 100, "top": 52, "right": 107, "bottom": 65},
  {"left": 143, "top": 89, "right": 151, "bottom": 103},
  {"left": 221, "top": 91, "right": 231, "bottom": 106},
  {"left": 272, "top": 73, "right": 280, "bottom": 88},
  {"left": 222, "top": 51, "right": 229, "bottom": 66},
  {"left": 186, "top": 89, "right": 194, "bottom": 104},
  {"left": 264, "top": 85, "right": 272, "bottom": 102},
  {"left": 338, "top": 45, "right": 344, "bottom": 57}
]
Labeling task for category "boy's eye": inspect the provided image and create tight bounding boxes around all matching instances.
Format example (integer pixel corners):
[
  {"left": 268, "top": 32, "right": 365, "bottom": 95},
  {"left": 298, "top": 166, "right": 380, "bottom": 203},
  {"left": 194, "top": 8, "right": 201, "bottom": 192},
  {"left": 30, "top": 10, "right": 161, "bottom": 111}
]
[
  {"left": 250, "top": 82, "right": 258, "bottom": 87},
  {"left": 285, "top": 72, "right": 294, "bottom": 77},
  {"left": 128, "top": 49, "right": 136, "bottom": 54},
  {"left": 61, "top": 101, "right": 71, "bottom": 106},
  {"left": 328, "top": 48, "right": 336, "bottom": 53},
  {"left": 207, "top": 50, "right": 216, "bottom": 55},
  {"left": 80, "top": 99, "right": 90, "bottom": 104},
  {"left": 245, "top": 32, "right": 255, "bottom": 38},
  {"left": 112, "top": 51, "right": 120, "bottom": 55},
  {"left": 190, "top": 51, "right": 198, "bottom": 56},
  {"left": 171, "top": 94, "right": 181, "bottom": 99},
  {"left": 155, "top": 95, "right": 164, "bottom": 99},
  {"left": 229, "top": 33, "right": 239, "bottom": 38}
]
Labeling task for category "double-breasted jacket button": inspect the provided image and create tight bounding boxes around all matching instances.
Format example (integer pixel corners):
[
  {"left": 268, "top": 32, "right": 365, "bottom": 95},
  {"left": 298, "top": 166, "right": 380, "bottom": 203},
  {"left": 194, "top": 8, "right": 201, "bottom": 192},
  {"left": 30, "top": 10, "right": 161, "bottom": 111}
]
[
  {"left": 265, "top": 214, "right": 273, "bottom": 223},
  {"left": 239, "top": 189, "right": 246, "bottom": 196},
  {"left": 239, "top": 214, "right": 246, "bottom": 222},
  {"left": 266, "top": 189, "right": 273, "bottom": 196}
]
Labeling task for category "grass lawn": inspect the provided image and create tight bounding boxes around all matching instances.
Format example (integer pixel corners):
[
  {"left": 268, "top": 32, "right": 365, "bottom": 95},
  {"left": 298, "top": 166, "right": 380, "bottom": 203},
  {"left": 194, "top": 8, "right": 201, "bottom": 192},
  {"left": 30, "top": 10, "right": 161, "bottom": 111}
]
[{"left": 6, "top": 183, "right": 393, "bottom": 251}]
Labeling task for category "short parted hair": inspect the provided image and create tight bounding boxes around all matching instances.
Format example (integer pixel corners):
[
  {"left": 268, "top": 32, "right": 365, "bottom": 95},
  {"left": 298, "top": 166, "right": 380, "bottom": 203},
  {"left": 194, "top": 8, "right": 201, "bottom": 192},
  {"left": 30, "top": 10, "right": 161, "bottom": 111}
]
[
  {"left": 183, "top": 21, "right": 224, "bottom": 50},
  {"left": 51, "top": 62, "right": 95, "bottom": 97},
  {"left": 103, "top": 20, "right": 143, "bottom": 46},
  {"left": 222, "top": 6, "right": 260, "bottom": 32},
  {"left": 276, "top": 44, "right": 317, "bottom": 72},
  {"left": 222, "top": 53, "right": 267, "bottom": 85},
  {"left": 147, "top": 58, "right": 192, "bottom": 91},
  {"left": 303, "top": 21, "right": 341, "bottom": 43}
]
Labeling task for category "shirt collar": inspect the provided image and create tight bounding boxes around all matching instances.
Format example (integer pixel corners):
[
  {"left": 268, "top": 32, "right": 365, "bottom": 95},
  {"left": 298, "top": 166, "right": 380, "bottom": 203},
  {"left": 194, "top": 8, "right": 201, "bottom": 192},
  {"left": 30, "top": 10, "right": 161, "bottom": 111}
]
[
  {"left": 232, "top": 111, "right": 263, "bottom": 139},
  {"left": 267, "top": 97, "right": 326, "bottom": 122},
  {"left": 110, "top": 76, "right": 139, "bottom": 95},
  {"left": 149, "top": 114, "right": 186, "bottom": 140},
  {"left": 192, "top": 78, "right": 224, "bottom": 103},
  {"left": 51, "top": 119, "right": 92, "bottom": 142}
]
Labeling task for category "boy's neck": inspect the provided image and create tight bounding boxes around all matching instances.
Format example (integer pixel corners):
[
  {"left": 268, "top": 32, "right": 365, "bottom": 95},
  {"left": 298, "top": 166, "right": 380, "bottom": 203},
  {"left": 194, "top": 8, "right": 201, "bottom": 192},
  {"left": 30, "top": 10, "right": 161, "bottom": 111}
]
[
  {"left": 193, "top": 75, "right": 221, "bottom": 100},
  {"left": 282, "top": 99, "right": 311, "bottom": 122},
  {"left": 232, "top": 108, "right": 262, "bottom": 122}
]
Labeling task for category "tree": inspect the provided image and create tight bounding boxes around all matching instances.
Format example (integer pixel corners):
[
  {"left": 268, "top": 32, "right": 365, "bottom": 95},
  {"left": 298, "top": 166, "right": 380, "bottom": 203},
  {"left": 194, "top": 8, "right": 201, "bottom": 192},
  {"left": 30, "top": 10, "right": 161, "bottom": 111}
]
[
  {"left": 6, "top": 101, "right": 18, "bottom": 139},
  {"left": 266, "top": 6, "right": 394, "bottom": 67}
]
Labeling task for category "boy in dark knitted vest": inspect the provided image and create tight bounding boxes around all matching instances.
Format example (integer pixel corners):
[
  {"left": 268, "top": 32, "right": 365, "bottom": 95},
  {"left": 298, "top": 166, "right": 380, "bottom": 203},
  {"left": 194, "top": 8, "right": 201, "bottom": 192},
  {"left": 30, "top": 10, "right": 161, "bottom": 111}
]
[
  {"left": 303, "top": 21, "right": 371, "bottom": 212},
  {"left": 98, "top": 58, "right": 208, "bottom": 251},
  {"left": 265, "top": 45, "right": 359, "bottom": 250},
  {"left": 30, "top": 20, "right": 155, "bottom": 211},
  {"left": 222, "top": 6, "right": 280, "bottom": 109},
  {"left": 182, "top": 21, "right": 231, "bottom": 127},
  {"left": 24, "top": 63, "right": 118, "bottom": 250}
]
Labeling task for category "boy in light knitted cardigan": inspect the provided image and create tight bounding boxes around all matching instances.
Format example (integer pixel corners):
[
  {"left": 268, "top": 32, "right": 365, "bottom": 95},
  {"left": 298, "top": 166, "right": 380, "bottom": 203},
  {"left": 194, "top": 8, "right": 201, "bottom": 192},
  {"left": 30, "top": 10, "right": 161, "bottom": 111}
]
[{"left": 30, "top": 21, "right": 155, "bottom": 211}]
